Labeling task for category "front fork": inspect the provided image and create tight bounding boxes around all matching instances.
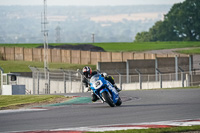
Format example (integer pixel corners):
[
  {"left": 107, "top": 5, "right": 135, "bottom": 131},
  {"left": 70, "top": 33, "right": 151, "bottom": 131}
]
[{"left": 99, "top": 88, "right": 112, "bottom": 103}]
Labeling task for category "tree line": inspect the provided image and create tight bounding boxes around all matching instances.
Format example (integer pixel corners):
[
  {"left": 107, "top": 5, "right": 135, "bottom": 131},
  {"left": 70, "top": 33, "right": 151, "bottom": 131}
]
[{"left": 135, "top": 0, "right": 200, "bottom": 42}]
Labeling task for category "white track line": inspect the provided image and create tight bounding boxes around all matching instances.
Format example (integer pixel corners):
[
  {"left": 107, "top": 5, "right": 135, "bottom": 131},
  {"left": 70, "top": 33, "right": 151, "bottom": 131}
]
[
  {"left": 51, "top": 118, "right": 200, "bottom": 132},
  {"left": 0, "top": 109, "right": 47, "bottom": 114}
]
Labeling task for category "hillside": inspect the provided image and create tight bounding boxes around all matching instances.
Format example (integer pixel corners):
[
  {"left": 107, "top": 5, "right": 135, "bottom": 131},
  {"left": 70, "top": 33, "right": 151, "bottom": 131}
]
[{"left": 0, "top": 5, "right": 171, "bottom": 43}]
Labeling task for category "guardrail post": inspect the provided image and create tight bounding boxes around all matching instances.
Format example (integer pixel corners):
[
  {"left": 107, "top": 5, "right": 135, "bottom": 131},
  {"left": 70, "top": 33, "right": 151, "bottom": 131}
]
[{"left": 135, "top": 69, "right": 142, "bottom": 90}]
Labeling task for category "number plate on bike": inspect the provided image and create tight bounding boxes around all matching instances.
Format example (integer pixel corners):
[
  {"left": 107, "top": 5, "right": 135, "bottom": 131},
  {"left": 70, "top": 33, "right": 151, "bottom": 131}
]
[{"left": 94, "top": 80, "right": 103, "bottom": 89}]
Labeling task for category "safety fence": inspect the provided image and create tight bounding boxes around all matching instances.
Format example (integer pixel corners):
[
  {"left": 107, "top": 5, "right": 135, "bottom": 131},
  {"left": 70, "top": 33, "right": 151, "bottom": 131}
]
[
  {"left": 15, "top": 67, "right": 200, "bottom": 95},
  {"left": 23, "top": 67, "right": 83, "bottom": 94},
  {"left": 112, "top": 70, "right": 200, "bottom": 90}
]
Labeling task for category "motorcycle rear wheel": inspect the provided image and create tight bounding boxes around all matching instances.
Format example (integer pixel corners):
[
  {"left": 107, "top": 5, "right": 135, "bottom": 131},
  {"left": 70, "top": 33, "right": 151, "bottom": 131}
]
[{"left": 102, "top": 91, "right": 115, "bottom": 107}]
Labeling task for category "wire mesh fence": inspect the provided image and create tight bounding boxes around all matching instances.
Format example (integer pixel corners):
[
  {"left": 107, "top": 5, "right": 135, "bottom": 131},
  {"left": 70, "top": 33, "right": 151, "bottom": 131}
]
[
  {"left": 18, "top": 67, "right": 200, "bottom": 95},
  {"left": 28, "top": 66, "right": 83, "bottom": 94}
]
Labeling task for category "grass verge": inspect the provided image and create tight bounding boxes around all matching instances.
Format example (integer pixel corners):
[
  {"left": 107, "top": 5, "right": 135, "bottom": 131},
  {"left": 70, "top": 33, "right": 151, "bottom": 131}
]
[
  {"left": 177, "top": 48, "right": 200, "bottom": 54},
  {"left": 0, "top": 95, "right": 70, "bottom": 110},
  {"left": 0, "top": 60, "right": 96, "bottom": 73},
  {"left": 88, "top": 125, "right": 200, "bottom": 133},
  {"left": 94, "top": 41, "right": 200, "bottom": 52},
  {"left": 1, "top": 41, "right": 200, "bottom": 52}
]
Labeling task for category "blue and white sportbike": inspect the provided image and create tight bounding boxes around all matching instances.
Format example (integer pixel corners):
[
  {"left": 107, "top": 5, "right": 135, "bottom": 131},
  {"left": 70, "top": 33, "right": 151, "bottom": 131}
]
[{"left": 88, "top": 73, "right": 122, "bottom": 107}]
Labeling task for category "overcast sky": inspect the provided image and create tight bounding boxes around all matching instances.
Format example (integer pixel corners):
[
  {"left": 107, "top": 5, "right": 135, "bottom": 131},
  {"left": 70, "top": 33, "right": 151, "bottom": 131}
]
[{"left": 0, "top": 0, "right": 185, "bottom": 6}]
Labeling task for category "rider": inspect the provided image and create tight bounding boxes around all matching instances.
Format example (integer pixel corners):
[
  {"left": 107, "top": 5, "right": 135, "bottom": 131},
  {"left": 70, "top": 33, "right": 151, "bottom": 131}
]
[{"left": 82, "top": 66, "right": 121, "bottom": 102}]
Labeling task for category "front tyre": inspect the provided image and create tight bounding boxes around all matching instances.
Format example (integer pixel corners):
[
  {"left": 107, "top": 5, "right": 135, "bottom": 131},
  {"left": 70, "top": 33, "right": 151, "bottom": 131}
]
[
  {"left": 116, "top": 97, "right": 122, "bottom": 106},
  {"left": 102, "top": 91, "right": 115, "bottom": 107}
]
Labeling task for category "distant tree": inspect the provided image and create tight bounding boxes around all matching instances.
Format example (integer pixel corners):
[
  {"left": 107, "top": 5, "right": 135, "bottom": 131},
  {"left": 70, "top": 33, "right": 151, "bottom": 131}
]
[
  {"left": 135, "top": 0, "right": 200, "bottom": 42},
  {"left": 135, "top": 31, "right": 151, "bottom": 42}
]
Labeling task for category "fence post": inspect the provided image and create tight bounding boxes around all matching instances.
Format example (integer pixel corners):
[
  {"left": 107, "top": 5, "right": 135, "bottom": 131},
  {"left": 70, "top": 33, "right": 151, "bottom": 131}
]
[
  {"left": 61, "top": 68, "right": 66, "bottom": 93},
  {"left": 126, "top": 60, "right": 129, "bottom": 83},
  {"left": 81, "top": 74, "right": 84, "bottom": 92},
  {"left": 48, "top": 69, "right": 50, "bottom": 94},
  {"left": 115, "top": 70, "right": 122, "bottom": 90},
  {"left": 178, "top": 67, "right": 184, "bottom": 87},
  {"left": 189, "top": 55, "right": 193, "bottom": 75},
  {"left": 135, "top": 69, "right": 142, "bottom": 90},
  {"left": 186, "top": 73, "right": 189, "bottom": 87},
  {"left": 37, "top": 70, "right": 40, "bottom": 94},
  {"left": 45, "top": 68, "right": 50, "bottom": 94},
  {"left": 29, "top": 66, "right": 39, "bottom": 95},
  {"left": 69, "top": 71, "right": 72, "bottom": 92},
  {"left": 175, "top": 55, "right": 178, "bottom": 81},
  {"left": 97, "top": 62, "right": 101, "bottom": 71},
  {"left": 156, "top": 68, "right": 162, "bottom": 88},
  {"left": 0, "top": 67, "right": 4, "bottom": 95},
  {"left": 155, "top": 58, "right": 158, "bottom": 81}
]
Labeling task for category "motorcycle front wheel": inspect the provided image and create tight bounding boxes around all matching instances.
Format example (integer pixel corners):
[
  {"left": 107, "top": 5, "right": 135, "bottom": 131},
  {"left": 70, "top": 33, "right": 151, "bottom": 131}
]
[
  {"left": 102, "top": 91, "right": 115, "bottom": 107},
  {"left": 116, "top": 97, "right": 122, "bottom": 106}
]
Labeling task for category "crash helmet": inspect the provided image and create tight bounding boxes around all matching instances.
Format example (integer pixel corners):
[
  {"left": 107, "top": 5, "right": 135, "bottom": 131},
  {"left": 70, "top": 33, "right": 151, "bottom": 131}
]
[
  {"left": 102, "top": 72, "right": 107, "bottom": 77},
  {"left": 82, "top": 66, "right": 92, "bottom": 78}
]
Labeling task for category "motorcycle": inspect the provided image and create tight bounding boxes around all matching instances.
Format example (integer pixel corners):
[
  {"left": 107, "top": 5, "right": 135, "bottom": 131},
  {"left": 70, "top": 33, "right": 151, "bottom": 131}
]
[{"left": 78, "top": 70, "right": 122, "bottom": 107}]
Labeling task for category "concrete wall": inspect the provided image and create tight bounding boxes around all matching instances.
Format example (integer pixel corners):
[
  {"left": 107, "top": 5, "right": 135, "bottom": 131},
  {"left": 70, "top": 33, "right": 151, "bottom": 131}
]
[
  {"left": 157, "top": 57, "right": 175, "bottom": 73},
  {"left": 17, "top": 76, "right": 83, "bottom": 94},
  {"left": 18, "top": 76, "right": 187, "bottom": 94},
  {"left": 0, "top": 46, "right": 189, "bottom": 65},
  {"left": 0, "top": 47, "right": 5, "bottom": 59},
  {"left": 14, "top": 47, "right": 24, "bottom": 61},
  {"left": 32, "top": 48, "right": 42, "bottom": 62},
  {"left": 128, "top": 59, "right": 155, "bottom": 74},
  {"left": 178, "top": 57, "right": 190, "bottom": 71},
  {"left": 24, "top": 48, "right": 33, "bottom": 61},
  {"left": 191, "top": 75, "right": 200, "bottom": 86},
  {"left": 119, "top": 80, "right": 186, "bottom": 90},
  {"left": 5, "top": 47, "right": 15, "bottom": 60},
  {"left": 98, "top": 62, "right": 127, "bottom": 75},
  {"left": 97, "top": 57, "right": 191, "bottom": 77},
  {"left": 91, "top": 52, "right": 101, "bottom": 65}
]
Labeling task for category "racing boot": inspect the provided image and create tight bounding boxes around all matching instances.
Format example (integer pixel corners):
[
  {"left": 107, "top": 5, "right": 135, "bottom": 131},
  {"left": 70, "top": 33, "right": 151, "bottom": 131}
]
[
  {"left": 91, "top": 92, "right": 99, "bottom": 102},
  {"left": 113, "top": 84, "right": 121, "bottom": 92}
]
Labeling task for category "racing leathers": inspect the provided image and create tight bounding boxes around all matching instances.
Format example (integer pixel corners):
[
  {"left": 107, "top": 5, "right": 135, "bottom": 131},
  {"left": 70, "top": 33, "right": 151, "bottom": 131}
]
[{"left": 82, "top": 71, "right": 120, "bottom": 102}]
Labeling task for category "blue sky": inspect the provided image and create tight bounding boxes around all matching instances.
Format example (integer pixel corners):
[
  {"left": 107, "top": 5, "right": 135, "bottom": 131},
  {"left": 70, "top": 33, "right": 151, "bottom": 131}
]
[{"left": 0, "top": 0, "right": 185, "bottom": 6}]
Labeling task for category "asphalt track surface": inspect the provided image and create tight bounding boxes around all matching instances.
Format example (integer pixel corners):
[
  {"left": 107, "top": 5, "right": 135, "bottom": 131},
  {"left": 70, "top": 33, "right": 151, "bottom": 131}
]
[{"left": 0, "top": 88, "right": 200, "bottom": 133}]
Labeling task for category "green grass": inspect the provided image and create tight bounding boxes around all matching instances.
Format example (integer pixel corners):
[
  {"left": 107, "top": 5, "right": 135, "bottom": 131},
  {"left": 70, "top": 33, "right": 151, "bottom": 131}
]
[
  {"left": 177, "top": 48, "right": 200, "bottom": 54},
  {"left": 0, "top": 43, "right": 42, "bottom": 48},
  {"left": 1, "top": 41, "right": 200, "bottom": 52},
  {"left": 0, "top": 60, "right": 96, "bottom": 73},
  {"left": 0, "top": 43, "right": 65, "bottom": 48},
  {"left": 88, "top": 125, "right": 200, "bottom": 133},
  {"left": 0, "top": 95, "right": 67, "bottom": 109},
  {"left": 94, "top": 41, "right": 200, "bottom": 52}
]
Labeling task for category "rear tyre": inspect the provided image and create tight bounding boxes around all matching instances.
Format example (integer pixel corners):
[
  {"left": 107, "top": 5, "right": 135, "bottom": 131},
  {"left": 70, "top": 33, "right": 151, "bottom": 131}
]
[
  {"left": 116, "top": 97, "right": 122, "bottom": 106},
  {"left": 102, "top": 91, "right": 115, "bottom": 107}
]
